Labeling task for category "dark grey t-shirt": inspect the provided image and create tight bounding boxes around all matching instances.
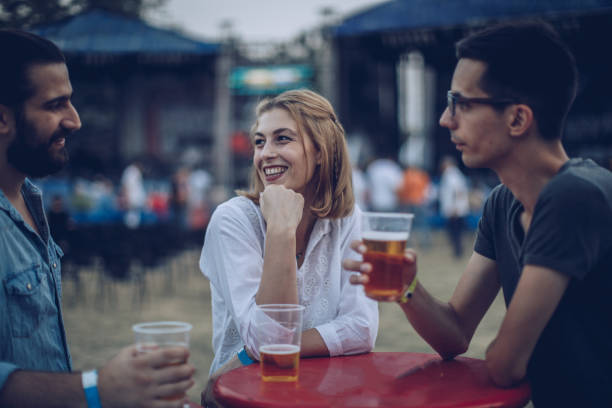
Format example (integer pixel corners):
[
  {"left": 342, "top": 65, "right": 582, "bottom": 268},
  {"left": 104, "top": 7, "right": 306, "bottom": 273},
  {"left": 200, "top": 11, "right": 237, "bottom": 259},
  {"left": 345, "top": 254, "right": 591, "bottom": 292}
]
[{"left": 475, "top": 158, "right": 612, "bottom": 407}]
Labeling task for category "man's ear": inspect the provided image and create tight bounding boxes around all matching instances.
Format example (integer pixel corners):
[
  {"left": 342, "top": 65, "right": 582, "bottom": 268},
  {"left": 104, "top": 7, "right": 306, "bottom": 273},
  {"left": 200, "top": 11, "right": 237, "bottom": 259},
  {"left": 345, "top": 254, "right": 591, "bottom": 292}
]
[
  {"left": 0, "top": 104, "right": 16, "bottom": 137},
  {"left": 507, "top": 104, "right": 533, "bottom": 137}
]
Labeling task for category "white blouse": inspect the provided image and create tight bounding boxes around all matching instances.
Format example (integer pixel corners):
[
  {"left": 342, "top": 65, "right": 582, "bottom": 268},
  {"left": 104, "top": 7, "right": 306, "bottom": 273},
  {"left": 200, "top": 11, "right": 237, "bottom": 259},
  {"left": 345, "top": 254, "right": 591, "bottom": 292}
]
[{"left": 200, "top": 196, "right": 379, "bottom": 374}]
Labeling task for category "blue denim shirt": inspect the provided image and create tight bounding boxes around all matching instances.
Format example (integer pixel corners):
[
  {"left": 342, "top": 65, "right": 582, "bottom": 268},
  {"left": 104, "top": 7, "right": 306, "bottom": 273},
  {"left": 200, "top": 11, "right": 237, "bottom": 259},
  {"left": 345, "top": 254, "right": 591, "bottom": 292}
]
[{"left": 0, "top": 179, "right": 72, "bottom": 392}]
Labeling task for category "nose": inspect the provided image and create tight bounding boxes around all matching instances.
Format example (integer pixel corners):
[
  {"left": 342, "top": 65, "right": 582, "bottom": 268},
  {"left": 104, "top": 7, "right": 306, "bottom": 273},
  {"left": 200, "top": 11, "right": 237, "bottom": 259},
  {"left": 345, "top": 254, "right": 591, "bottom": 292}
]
[
  {"left": 439, "top": 106, "right": 455, "bottom": 129},
  {"left": 260, "top": 140, "right": 278, "bottom": 159},
  {"left": 62, "top": 102, "right": 81, "bottom": 131}
]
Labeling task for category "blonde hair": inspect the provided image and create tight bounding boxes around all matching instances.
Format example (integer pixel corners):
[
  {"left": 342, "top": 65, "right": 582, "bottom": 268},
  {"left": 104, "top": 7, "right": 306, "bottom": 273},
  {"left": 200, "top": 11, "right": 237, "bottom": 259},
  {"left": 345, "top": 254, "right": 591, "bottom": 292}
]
[{"left": 238, "top": 89, "right": 354, "bottom": 219}]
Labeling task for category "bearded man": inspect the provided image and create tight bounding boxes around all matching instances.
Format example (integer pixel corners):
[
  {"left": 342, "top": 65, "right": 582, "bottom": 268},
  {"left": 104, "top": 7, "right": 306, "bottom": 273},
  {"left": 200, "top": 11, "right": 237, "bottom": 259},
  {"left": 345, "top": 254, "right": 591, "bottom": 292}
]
[{"left": 0, "top": 29, "right": 194, "bottom": 408}]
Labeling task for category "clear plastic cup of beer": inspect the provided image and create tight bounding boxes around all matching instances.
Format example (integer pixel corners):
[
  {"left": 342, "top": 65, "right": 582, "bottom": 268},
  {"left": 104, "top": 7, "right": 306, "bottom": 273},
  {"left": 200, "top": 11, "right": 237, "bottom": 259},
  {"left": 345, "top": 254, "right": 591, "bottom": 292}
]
[
  {"left": 361, "top": 212, "right": 414, "bottom": 301},
  {"left": 132, "top": 321, "right": 192, "bottom": 401},
  {"left": 254, "top": 304, "right": 304, "bottom": 382}
]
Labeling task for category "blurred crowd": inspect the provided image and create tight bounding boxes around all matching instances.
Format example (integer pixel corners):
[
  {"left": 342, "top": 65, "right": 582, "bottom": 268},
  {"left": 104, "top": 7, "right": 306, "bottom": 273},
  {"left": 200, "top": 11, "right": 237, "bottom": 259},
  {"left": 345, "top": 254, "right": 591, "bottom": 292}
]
[
  {"left": 353, "top": 153, "right": 495, "bottom": 258},
  {"left": 35, "top": 162, "right": 219, "bottom": 278},
  {"left": 39, "top": 151, "right": 494, "bottom": 261},
  {"left": 40, "top": 162, "right": 214, "bottom": 231}
]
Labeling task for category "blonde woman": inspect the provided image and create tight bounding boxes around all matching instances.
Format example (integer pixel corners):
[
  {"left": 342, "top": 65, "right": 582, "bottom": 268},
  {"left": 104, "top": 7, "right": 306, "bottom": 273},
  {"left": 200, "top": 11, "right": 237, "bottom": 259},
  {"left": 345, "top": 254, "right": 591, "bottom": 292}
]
[{"left": 200, "top": 89, "right": 378, "bottom": 380}]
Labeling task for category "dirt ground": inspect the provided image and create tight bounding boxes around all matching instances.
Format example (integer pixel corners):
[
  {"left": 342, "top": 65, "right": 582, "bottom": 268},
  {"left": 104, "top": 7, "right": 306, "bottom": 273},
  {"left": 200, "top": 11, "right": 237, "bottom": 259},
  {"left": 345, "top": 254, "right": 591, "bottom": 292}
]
[{"left": 62, "top": 229, "right": 526, "bottom": 405}]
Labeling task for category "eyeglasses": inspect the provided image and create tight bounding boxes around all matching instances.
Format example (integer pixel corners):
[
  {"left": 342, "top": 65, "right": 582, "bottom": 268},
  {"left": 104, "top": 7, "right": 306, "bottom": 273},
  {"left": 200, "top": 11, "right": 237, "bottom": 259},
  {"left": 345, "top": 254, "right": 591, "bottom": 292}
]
[{"left": 446, "top": 91, "right": 517, "bottom": 117}]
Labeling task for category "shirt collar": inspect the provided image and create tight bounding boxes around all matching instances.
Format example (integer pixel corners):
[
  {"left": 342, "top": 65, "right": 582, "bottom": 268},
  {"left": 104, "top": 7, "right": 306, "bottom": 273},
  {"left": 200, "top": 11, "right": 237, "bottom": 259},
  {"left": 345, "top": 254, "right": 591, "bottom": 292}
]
[
  {"left": 22, "top": 178, "right": 42, "bottom": 196},
  {"left": 0, "top": 188, "right": 10, "bottom": 212},
  {"left": 0, "top": 178, "right": 42, "bottom": 213},
  {"left": 308, "top": 216, "right": 332, "bottom": 245}
]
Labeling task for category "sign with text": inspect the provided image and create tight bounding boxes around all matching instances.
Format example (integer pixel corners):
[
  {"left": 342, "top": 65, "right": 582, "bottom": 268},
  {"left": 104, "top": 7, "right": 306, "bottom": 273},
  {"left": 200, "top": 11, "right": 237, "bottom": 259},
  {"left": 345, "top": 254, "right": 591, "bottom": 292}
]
[{"left": 229, "top": 65, "right": 314, "bottom": 95}]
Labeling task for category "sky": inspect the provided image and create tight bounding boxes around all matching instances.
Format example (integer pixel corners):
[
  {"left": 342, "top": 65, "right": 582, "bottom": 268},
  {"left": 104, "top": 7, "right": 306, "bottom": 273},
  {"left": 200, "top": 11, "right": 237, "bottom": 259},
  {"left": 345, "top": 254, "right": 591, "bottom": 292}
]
[{"left": 146, "top": 0, "right": 388, "bottom": 43}]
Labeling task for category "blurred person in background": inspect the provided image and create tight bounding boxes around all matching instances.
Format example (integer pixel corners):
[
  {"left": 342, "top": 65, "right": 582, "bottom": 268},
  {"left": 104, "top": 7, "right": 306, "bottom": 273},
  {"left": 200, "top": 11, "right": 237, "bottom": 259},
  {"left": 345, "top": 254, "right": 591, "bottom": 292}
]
[
  {"left": 0, "top": 29, "right": 194, "bottom": 408},
  {"left": 120, "top": 159, "right": 146, "bottom": 229},
  {"left": 397, "top": 164, "right": 432, "bottom": 248},
  {"left": 438, "top": 155, "right": 469, "bottom": 258},
  {"left": 347, "top": 21, "right": 612, "bottom": 406},
  {"left": 200, "top": 89, "right": 378, "bottom": 404},
  {"left": 365, "top": 152, "right": 403, "bottom": 212},
  {"left": 47, "top": 194, "right": 73, "bottom": 252},
  {"left": 187, "top": 166, "right": 212, "bottom": 232},
  {"left": 351, "top": 161, "right": 368, "bottom": 210},
  {"left": 170, "top": 166, "right": 190, "bottom": 228}
]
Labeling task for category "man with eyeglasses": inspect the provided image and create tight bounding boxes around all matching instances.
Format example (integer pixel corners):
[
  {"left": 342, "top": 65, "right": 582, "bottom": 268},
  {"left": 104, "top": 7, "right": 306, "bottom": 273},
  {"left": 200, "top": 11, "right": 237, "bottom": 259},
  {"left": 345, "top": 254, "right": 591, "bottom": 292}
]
[{"left": 347, "top": 21, "right": 612, "bottom": 406}]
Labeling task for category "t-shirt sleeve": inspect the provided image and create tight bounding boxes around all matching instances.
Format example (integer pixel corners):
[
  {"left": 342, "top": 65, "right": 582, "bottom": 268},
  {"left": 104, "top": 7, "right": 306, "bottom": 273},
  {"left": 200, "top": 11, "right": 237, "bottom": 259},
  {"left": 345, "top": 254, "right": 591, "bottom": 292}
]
[
  {"left": 522, "top": 176, "right": 609, "bottom": 280},
  {"left": 474, "top": 185, "right": 502, "bottom": 261}
]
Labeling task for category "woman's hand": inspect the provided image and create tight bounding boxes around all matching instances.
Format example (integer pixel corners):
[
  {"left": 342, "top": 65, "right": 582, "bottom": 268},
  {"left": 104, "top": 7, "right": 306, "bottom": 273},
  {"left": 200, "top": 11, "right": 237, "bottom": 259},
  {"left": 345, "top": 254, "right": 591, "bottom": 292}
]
[
  {"left": 259, "top": 185, "right": 304, "bottom": 232},
  {"left": 344, "top": 240, "right": 418, "bottom": 289}
]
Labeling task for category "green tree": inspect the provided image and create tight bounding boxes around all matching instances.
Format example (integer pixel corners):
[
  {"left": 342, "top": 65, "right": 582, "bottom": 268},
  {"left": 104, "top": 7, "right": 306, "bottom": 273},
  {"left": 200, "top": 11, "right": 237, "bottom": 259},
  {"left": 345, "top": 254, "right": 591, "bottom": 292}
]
[{"left": 0, "top": 0, "right": 167, "bottom": 29}]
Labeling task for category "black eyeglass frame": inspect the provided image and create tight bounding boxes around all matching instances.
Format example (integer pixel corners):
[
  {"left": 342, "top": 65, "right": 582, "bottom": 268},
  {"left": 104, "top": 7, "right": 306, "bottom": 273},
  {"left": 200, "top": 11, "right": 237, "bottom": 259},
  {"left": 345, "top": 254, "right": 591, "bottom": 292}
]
[{"left": 446, "top": 91, "right": 518, "bottom": 117}]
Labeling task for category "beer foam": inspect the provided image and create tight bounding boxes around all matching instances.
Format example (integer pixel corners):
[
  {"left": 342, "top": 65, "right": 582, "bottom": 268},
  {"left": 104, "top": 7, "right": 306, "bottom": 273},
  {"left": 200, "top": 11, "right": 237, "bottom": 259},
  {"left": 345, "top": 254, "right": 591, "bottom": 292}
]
[
  {"left": 362, "top": 231, "right": 408, "bottom": 241},
  {"left": 259, "top": 344, "right": 300, "bottom": 355}
]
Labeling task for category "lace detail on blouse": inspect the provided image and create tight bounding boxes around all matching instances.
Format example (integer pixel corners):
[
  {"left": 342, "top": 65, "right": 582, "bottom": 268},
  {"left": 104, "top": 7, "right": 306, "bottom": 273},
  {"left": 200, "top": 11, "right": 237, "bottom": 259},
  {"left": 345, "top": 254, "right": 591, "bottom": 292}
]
[{"left": 299, "top": 223, "right": 333, "bottom": 330}]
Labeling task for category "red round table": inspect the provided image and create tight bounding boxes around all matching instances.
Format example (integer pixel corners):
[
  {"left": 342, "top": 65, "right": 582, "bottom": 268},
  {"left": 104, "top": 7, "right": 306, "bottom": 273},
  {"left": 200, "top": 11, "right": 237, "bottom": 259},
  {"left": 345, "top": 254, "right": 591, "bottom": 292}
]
[{"left": 213, "top": 352, "right": 531, "bottom": 407}]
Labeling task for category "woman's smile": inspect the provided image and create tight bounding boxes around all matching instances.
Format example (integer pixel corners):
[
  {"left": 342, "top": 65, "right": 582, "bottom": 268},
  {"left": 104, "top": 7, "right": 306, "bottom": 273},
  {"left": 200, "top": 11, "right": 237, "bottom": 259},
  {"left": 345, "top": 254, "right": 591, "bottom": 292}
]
[{"left": 263, "top": 165, "right": 288, "bottom": 182}]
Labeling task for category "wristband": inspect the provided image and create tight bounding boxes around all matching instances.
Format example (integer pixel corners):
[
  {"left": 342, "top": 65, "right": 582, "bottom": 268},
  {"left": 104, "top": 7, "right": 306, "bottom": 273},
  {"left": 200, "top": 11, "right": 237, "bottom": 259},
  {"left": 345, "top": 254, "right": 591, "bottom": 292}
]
[
  {"left": 238, "top": 346, "right": 255, "bottom": 366},
  {"left": 82, "top": 369, "right": 102, "bottom": 408},
  {"left": 398, "top": 276, "right": 418, "bottom": 304}
]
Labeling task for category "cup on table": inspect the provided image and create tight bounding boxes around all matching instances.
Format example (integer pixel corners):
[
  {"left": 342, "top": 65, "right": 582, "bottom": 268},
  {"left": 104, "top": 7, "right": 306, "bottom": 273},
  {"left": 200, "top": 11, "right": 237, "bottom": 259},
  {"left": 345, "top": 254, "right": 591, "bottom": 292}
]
[
  {"left": 361, "top": 212, "right": 414, "bottom": 301},
  {"left": 254, "top": 304, "right": 304, "bottom": 382},
  {"left": 132, "top": 321, "right": 193, "bottom": 401}
]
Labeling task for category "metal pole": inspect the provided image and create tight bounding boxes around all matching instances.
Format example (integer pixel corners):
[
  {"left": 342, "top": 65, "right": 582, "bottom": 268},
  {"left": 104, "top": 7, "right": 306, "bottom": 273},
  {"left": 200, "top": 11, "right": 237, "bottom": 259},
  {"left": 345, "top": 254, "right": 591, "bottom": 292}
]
[{"left": 212, "top": 43, "right": 233, "bottom": 193}]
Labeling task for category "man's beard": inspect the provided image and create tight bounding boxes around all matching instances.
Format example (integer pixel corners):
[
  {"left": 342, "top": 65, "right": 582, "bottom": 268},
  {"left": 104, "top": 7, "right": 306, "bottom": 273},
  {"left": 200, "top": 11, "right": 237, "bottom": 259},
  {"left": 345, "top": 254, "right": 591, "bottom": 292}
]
[{"left": 7, "top": 116, "right": 71, "bottom": 178}]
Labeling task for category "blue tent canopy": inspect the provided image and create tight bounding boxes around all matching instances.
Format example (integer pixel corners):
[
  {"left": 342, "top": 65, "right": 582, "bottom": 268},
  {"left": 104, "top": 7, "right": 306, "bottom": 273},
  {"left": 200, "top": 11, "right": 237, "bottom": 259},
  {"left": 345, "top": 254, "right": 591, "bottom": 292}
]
[
  {"left": 32, "top": 9, "right": 219, "bottom": 55},
  {"left": 335, "top": 0, "right": 612, "bottom": 37}
]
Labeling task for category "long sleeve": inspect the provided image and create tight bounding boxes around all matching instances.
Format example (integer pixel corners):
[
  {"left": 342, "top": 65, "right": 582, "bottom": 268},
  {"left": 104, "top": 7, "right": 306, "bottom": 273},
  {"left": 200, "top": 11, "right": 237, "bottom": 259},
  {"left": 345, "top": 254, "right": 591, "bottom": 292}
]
[{"left": 199, "top": 198, "right": 267, "bottom": 366}]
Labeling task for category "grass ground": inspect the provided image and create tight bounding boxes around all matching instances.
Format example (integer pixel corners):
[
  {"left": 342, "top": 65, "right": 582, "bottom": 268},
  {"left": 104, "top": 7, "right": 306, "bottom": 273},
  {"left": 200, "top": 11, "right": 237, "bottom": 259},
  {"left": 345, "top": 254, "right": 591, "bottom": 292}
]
[{"left": 62, "top": 230, "right": 523, "bottom": 405}]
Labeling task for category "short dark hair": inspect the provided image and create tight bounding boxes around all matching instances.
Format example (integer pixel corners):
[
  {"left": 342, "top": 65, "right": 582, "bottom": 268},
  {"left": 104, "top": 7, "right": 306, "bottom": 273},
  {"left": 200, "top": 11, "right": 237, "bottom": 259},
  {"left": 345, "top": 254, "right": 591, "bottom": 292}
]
[
  {"left": 0, "top": 29, "right": 65, "bottom": 109},
  {"left": 456, "top": 20, "right": 578, "bottom": 140}
]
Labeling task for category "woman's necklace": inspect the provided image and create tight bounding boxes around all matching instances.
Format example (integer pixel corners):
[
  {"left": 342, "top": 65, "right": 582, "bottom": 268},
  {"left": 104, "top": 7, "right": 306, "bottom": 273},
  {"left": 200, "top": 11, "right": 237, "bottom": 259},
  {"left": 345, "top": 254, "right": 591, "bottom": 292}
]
[{"left": 296, "top": 251, "right": 304, "bottom": 260}]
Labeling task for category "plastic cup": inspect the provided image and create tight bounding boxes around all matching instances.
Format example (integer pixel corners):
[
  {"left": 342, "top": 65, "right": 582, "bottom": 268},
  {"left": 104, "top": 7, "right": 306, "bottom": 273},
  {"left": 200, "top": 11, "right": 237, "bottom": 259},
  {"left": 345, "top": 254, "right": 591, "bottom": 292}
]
[
  {"left": 132, "top": 321, "right": 193, "bottom": 402},
  {"left": 361, "top": 212, "right": 414, "bottom": 301},
  {"left": 254, "top": 304, "right": 304, "bottom": 382},
  {"left": 132, "top": 321, "right": 192, "bottom": 351}
]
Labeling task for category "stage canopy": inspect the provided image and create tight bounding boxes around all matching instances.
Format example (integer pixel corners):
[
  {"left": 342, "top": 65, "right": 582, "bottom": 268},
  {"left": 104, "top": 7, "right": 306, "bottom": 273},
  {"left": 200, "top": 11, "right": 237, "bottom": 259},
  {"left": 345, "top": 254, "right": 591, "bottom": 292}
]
[
  {"left": 335, "top": 0, "right": 612, "bottom": 37},
  {"left": 32, "top": 9, "right": 219, "bottom": 55}
]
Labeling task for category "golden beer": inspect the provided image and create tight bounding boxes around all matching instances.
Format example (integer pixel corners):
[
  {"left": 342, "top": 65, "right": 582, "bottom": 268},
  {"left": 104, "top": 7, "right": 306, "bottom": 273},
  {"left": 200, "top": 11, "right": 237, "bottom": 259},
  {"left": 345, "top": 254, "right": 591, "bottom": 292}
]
[
  {"left": 260, "top": 344, "right": 300, "bottom": 382},
  {"left": 362, "top": 231, "right": 407, "bottom": 301}
]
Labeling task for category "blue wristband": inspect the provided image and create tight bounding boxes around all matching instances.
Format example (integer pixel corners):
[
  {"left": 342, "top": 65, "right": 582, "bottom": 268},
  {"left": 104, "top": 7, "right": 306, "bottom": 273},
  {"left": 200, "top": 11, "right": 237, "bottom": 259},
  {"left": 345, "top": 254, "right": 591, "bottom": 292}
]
[
  {"left": 238, "top": 347, "right": 255, "bottom": 366},
  {"left": 82, "top": 370, "right": 102, "bottom": 408}
]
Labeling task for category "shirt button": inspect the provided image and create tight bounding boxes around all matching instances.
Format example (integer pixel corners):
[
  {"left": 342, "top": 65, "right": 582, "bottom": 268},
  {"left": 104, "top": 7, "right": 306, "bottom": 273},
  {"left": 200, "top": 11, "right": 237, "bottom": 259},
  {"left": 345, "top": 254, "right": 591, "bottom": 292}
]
[
  {"left": 53, "top": 262, "right": 57, "bottom": 268},
  {"left": 26, "top": 283, "right": 32, "bottom": 290}
]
